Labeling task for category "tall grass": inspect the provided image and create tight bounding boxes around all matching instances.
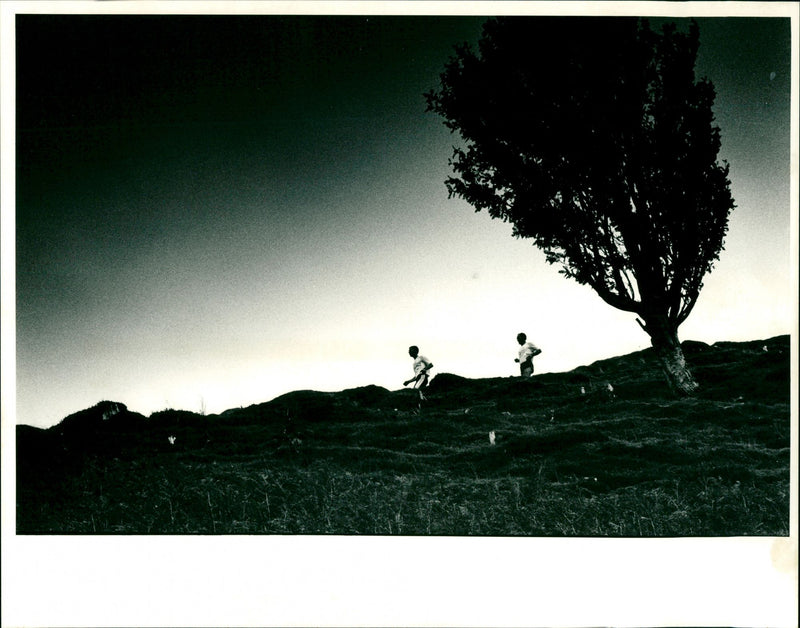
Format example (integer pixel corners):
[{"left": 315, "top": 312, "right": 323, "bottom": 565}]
[{"left": 18, "top": 456, "right": 788, "bottom": 535}]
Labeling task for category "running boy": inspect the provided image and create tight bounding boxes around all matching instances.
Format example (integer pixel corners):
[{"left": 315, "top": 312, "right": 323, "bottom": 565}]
[
  {"left": 515, "top": 332, "right": 542, "bottom": 377},
  {"left": 403, "top": 345, "right": 434, "bottom": 400}
]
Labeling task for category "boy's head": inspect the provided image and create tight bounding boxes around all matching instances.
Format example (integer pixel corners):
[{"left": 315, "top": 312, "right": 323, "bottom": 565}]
[
  {"left": 408, "top": 345, "right": 419, "bottom": 358},
  {"left": 516, "top": 333, "right": 527, "bottom": 345}
]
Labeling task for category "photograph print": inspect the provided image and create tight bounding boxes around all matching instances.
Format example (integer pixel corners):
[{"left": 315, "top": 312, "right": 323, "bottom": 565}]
[{"left": 10, "top": 9, "right": 793, "bottom": 539}]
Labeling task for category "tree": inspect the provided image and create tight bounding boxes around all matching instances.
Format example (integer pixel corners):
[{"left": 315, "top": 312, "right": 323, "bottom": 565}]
[{"left": 425, "top": 17, "right": 735, "bottom": 395}]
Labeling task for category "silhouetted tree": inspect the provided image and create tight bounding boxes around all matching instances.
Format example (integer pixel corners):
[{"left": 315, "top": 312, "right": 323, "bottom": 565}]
[{"left": 426, "top": 17, "right": 735, "bottom": 394}]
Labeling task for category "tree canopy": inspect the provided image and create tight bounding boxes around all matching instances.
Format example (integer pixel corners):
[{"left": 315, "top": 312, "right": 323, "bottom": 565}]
[{"left": 426, "top": 17, "right": 736, "bottom": 393}]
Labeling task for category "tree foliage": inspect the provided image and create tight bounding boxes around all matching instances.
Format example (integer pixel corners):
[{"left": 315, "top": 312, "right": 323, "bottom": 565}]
[{"left": 426, "top": 17, "right": 735, "bottom": 338}]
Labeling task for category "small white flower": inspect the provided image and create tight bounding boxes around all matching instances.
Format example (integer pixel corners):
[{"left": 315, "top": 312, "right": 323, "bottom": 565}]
[
  {"left": 168, "top": 435, "right": 176, "bottom": 445},
  {"left": 489, "top": 431, "right": 496, "bottom": 446},
  {"left": 580, "top": 386, "right": 586, "bottom": 394},
  {"left": 762, "top": 345, "right": 768, "bottom": 352},
  {"left": 607, "top": 383, "right": 614, "bottom": 393}
]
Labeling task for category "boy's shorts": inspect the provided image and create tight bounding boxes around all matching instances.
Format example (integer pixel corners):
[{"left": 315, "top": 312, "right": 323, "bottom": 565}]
[{"left": 519, "top": 360, "right": 534, "bottom": 377}]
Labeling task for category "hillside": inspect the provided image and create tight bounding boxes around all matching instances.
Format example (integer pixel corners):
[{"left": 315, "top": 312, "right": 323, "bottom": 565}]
[{"left": 16, "top": 335, "right": 791, "bottom": 535}]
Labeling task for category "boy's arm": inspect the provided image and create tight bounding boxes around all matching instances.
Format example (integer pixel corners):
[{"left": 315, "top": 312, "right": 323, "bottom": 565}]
[
  {"left": 404, "top": 372, "right": 426, "bottom": 386},
  {"left": 405, "top": 363, "right": 433, "bottom": 385},
  {"left": 518, "top": 345, "right": 541, "bottom": 361},
  {"left": 404, "top": 359, "right": 433, "bottom": 385},
  {"left": 404, "top": 370, "right": 423, "bottom": 386}
]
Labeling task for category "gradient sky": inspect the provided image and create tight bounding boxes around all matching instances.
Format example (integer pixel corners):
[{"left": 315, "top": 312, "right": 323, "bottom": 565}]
[{"left": 8, "top": 12, "right": 794, "bottom": 428}]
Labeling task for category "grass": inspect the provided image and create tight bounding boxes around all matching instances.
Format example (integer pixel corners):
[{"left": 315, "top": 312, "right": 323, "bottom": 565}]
[{"left": 16, "top": 335, "right": 791, "bottom": 535}]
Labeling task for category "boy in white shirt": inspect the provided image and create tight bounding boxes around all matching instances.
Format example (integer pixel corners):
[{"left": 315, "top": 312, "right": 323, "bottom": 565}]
[
  {"left": 404, "top": 345, "right": 434, "bottom": 401},
  {"left": 515, "top": 332, "right": 542, "bottom": 377}
]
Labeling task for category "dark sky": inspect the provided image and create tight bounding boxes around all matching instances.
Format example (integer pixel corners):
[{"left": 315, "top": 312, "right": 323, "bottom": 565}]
[{"left": 12, "top": 14, "right": 793, "bottom": 428}]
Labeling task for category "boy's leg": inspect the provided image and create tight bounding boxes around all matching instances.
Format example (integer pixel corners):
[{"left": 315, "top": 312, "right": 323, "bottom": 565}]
[
  {"left": 417, "top": 374, "right": 429, "bottom": 400},
  {"left": 520, "top": 360, "right": 534, "bottom": 377}
]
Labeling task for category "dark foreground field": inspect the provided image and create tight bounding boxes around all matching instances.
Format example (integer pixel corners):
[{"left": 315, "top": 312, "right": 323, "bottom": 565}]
[{"left": 17, "top": 336, "right": 791, "bottom": 535}]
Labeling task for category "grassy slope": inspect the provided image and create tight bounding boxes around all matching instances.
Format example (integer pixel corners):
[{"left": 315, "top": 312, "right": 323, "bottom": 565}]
[{"left": 16, "top": 336, "right": 791, "bottom": 535}]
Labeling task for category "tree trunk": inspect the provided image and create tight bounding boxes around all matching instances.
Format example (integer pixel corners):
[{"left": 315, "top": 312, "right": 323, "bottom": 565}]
[{"left": 638, "top": 316, "right": 699, "bottom": 395}]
